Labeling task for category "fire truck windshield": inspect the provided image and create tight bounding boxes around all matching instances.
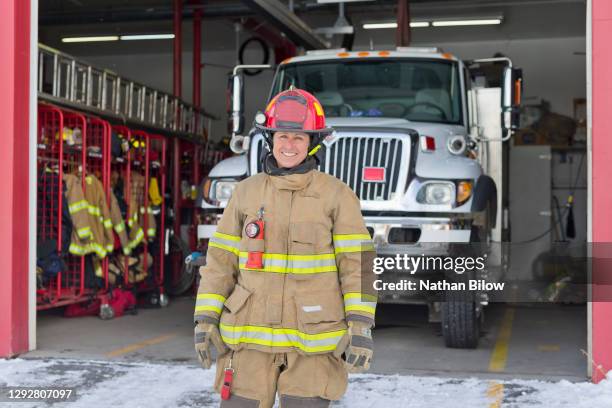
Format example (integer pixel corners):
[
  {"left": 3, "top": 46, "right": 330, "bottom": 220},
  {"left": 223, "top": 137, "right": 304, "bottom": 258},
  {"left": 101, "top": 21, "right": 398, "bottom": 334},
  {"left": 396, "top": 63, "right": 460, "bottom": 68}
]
[{"left": 271, "top": 59, "right": 462, "bottom": 124}]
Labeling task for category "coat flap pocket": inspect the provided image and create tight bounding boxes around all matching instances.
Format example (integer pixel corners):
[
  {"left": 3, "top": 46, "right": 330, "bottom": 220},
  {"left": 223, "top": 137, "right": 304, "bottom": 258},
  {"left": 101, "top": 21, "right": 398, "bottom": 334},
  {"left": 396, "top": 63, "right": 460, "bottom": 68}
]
[
  {"left": 224, "top": 284, "right": 252, "bottom": 314},
  {"left": 296, "top": 291, "right": 345, "bottom": 324},
  {"left": 291, "top": 222, "right": 316, "bottom": 244}
]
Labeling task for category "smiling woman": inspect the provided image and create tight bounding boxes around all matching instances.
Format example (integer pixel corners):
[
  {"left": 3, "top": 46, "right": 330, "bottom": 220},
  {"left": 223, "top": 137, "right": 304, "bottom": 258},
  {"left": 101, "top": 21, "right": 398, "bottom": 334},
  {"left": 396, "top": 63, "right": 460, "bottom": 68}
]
[{"left": 272, "top": 131, "right": 310, "bottom": 169}]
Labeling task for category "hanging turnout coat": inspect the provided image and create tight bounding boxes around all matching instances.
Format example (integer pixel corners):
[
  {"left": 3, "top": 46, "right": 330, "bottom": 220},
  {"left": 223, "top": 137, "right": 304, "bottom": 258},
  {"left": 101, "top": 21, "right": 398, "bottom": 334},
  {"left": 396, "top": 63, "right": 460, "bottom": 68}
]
[{"left": 194, "top": 170, "right": 377, "bottom": 356}]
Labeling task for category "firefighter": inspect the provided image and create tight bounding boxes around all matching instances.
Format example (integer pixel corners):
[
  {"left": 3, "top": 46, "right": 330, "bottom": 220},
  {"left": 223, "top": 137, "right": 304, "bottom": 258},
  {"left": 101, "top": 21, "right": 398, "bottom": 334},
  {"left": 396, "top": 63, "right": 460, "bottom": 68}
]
[{"left": 194, "top": 88, "right": 377, "bottom": 408}]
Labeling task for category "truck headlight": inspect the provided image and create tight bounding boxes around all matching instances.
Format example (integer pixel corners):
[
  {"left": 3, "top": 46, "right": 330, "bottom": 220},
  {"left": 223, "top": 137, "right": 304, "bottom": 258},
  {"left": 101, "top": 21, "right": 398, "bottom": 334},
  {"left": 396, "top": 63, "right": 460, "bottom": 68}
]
[
  {"left": 417, "top": 182, "right": 454, "bottom": 205},
  {"left": 214, "top": 180, "right": 238, "bottom": 201}
]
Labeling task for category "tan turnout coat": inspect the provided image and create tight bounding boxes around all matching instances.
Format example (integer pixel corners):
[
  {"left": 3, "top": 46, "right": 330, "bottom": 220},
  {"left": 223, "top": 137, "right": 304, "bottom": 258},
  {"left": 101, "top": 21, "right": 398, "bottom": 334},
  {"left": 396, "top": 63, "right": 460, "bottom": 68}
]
[{"left": 194, "top": 170, "right": 376, "bottom": 356}]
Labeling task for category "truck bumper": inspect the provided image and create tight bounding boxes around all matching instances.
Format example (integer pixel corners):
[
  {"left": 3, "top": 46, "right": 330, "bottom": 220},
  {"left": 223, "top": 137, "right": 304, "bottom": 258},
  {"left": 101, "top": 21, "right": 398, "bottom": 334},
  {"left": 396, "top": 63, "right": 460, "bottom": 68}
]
[{"left": 365, "top": 215, "right": 473, "bottom": 305}]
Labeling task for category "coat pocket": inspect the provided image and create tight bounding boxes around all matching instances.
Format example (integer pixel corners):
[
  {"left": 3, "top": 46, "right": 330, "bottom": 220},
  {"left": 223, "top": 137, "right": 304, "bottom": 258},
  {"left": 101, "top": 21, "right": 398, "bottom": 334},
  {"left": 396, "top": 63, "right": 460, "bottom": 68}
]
[
  {"left": 220, "top": 285, "right": 253, "bottom": 351},
  {"left": 295, "top": 290, "right": 347, "bottom": 335}
]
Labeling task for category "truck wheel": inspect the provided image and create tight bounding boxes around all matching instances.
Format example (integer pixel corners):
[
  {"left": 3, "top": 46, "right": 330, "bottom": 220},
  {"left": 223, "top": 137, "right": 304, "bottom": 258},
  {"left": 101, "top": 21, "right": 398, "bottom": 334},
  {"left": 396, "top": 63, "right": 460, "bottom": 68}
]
[
  {"left": 442, "top": 243, "right": 481, "bottom": 349},
  {"left": 441, "top": 288, "right": 480, "bottom": 348}
]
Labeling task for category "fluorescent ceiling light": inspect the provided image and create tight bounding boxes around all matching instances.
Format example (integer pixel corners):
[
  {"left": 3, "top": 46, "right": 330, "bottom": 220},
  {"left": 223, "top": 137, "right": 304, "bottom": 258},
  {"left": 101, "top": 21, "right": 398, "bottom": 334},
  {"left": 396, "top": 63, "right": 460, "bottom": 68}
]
[
  {"left": 62, "top": 36, "right": 119, "bottom": 43},
  {"left": 363, "top": 21, "right": 429, "bottom": 29},
  {"left": 432, "top": 19, "right": 502, "bottom": 27},
  {"left": 363, "top": 22, "right": 397, "bottom": 29},
  {"left": 120, "top": 34, "right": 175, "bottom": 41},
  {"left": 410, "top": 22, "right": 430, "bottom": 28}
]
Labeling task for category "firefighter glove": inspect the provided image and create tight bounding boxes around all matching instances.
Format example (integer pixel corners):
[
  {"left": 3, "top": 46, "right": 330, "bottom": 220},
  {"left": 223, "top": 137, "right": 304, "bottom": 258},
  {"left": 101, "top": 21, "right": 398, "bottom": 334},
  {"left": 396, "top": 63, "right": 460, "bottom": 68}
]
[
  {"left": 335, "top": 320, "right": 373, "bottom": 373},
  {"left": 194, "top": 321, "right": 228, "bottom": 369}
]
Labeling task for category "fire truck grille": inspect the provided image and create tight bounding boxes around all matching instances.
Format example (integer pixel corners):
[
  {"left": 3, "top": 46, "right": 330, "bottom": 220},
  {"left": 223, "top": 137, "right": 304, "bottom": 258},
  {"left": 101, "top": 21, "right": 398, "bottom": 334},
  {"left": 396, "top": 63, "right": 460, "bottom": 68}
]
[{"left": 325, "top": 136, "right": 403, "bottom": 201}]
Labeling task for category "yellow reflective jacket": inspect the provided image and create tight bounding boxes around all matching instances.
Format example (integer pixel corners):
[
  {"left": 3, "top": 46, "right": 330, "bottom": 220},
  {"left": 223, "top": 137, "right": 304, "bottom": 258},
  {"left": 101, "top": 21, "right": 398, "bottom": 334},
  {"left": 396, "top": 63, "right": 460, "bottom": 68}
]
[
  {"left": 194, "top": 170, "right": 377, "bottom": 356},
  {"left": 63, "top": 173, "right": 93, "bottom": 254},
  {"left": 83, "top": 175, "right": 114, "bottom": 259}
]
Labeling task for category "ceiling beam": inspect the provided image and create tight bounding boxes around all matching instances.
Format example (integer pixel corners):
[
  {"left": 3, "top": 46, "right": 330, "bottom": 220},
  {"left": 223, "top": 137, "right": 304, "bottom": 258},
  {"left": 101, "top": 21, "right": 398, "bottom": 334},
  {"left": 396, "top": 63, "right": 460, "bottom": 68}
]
[{"left": 242, "top": 0, "right": 329, "bottom": 50}]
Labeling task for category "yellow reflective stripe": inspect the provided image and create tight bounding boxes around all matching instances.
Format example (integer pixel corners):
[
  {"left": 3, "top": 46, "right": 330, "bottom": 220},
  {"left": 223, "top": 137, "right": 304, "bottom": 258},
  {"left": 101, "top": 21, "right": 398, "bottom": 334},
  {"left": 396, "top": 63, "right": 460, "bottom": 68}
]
[
  {"left": 147, "top": 228, "right": 156, "bottom": 237},
  {"left": 76, "top": 226, "right": 92, "bottom": 239},
  {"left": 332, "top": 234, "right": 371, "bottom": 241},
  {"left": 219, "top": 323, "right": 346, "bottom": 353},
  {"left": 106, "top": 244, "right": 114, "bottom": 252},
  {"left": 89, "top": 242, "right": 107, "bottom": 258},
  {"left": 213, "top": 231, "right": 241, "bottom": 242},
  {"left": 209, "top": 232, "right": 241, "bottom": 255},
  {"left": 87, "top": 205, "right": 101, "bottom": 216},
  {"left": 195, "top": 305, "right": 223, "bottom": 314},
  {"left": 344, "top": 305, "right": 376, "bottom": 314},
  {"left": 237, "top": 252, "right": 337, "bottom": 274},
  {"left": 344, "top": 292, "right": 377, "bottom": 315},
  {"left": 208, "top": 241, "right": 240, "bottom": 256},
  {"left": 103, "top": 218, "right": 113, "bottom": 229},
  {"left": 333, "top": 233, "right": 374, "bottom": 254},
  {"left": 114, "top": 221, "right": 126, "bottom": 233},
  {"left": 68, "top": 200, "right": 88, "bottom": 214},
  {"left": 128, "top": 228, "right": 144, "bottom": 249},
  {"left": 197, "top": 293, "right": 227, "bottom": 303},
  {"left": 239, "top": 263, "right": 336, "bottom": 274},
  {"left": 69, "top": 243, "right": 87, "bottom": 255}
]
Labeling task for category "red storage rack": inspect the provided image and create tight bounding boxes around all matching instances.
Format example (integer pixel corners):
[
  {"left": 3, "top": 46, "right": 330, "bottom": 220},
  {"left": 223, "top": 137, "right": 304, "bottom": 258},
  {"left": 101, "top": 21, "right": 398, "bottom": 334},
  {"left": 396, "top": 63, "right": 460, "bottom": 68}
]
[
  {"left": 37, "top": 104, "right": 90, "bottom": 309},
  {"left": 148, "top": 134, "right": 168, "bottom": 297},
  {"left": 110, "top": 126, "right": 166, "bottom": 299}
]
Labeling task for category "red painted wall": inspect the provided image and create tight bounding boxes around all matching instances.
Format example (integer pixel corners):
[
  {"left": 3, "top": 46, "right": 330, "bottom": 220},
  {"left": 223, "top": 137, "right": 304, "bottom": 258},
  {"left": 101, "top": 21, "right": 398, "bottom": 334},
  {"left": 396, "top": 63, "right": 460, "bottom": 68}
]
[
  {"left": 0, "top": 0, "right": 31, "bottom": 357},
  {"left": 591, "top": 0, "right": 612, "bottom": 384}
]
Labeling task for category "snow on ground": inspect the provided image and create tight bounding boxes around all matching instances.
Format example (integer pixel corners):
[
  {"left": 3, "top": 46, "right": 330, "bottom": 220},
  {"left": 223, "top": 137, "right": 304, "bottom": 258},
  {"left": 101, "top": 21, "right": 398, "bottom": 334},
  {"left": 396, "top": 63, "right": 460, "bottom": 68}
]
[{"left": 0, "top": 358, "right": 609, "bottom": 407}]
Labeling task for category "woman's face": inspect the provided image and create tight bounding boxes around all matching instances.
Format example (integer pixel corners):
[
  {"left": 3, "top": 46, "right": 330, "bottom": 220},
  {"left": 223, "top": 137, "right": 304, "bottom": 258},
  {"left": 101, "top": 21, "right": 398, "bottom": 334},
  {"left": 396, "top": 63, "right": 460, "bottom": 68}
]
[{"left": 272, "top": 131, "right": 310, "bottom": 168}]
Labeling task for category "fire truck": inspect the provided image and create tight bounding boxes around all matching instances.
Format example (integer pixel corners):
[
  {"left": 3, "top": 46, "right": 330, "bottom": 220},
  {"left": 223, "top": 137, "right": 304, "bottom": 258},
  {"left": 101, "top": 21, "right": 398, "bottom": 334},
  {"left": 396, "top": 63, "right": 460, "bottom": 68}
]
[{"left": 197, "top": 47, "right": 522, "bottom": 348}]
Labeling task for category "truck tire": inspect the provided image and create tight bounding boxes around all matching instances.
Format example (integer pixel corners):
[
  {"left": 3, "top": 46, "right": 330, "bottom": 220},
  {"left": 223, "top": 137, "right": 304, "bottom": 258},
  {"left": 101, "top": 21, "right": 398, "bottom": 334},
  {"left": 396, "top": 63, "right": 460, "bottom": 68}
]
[
  {"left": 441, "top": 240, "right": 482, "bottom": 349},
  {"left": 441, "top": 286, "right": 480, "bottom": 348}
]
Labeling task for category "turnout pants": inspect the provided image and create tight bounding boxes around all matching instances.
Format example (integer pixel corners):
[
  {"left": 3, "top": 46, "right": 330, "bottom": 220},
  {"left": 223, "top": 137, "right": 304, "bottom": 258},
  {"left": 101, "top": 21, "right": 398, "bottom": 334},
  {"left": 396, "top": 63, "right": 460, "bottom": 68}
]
[{"left": 214, "top": 349, "right": 348, "bottom": 408}]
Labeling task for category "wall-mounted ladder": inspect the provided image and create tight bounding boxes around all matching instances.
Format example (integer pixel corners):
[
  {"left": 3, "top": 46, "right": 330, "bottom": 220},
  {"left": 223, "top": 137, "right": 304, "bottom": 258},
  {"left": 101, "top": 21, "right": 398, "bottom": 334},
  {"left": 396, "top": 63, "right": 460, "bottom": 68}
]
[{"left": 38, "top": 43, "right": 215, "bottom": 141}]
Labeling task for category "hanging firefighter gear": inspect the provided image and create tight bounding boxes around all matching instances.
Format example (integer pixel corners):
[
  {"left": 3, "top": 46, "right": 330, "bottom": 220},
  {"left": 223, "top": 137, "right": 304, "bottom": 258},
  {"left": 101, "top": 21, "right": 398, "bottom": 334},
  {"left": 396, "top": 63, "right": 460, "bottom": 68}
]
[{"left": 63, "top": 173, "right": 94, "bottom": 256}]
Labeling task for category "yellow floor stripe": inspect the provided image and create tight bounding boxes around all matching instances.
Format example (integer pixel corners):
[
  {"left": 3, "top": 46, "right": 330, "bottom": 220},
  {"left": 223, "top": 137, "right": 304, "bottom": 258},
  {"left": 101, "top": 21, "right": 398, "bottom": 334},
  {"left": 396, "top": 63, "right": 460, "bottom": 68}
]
[
  {"left": 488, "top": 308, "right": 515, "bottom": 372},
  {"left": 487, "top": 381, "right": 504, "bottom": 408},
  {"left": 106, "top": 333, "right": 177, "bottom": 357}
]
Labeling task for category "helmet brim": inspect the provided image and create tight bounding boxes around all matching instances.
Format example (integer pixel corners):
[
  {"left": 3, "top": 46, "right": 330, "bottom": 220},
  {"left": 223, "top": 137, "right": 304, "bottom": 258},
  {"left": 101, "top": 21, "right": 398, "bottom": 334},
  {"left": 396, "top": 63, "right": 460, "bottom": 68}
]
[{"left": 255, "top": 123, "right": 334, "bottom": 136}]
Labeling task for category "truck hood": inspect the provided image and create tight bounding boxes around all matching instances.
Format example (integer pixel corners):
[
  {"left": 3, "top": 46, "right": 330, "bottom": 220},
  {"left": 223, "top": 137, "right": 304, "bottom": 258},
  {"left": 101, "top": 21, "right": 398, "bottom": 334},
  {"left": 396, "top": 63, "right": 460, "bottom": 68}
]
[{"left": 327, "top": 117, "right": 466, "bottom": 136}]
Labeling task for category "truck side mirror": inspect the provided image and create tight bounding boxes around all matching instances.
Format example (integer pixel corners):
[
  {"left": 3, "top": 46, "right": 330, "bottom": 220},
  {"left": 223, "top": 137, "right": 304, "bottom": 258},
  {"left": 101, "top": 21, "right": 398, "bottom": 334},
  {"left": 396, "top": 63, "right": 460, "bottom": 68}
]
[
  {"left": 228, "top": 72, "right": 245, "bottom": 136},
  {"left": 502, "top": 67, "right": 523, "bottom": 134}
]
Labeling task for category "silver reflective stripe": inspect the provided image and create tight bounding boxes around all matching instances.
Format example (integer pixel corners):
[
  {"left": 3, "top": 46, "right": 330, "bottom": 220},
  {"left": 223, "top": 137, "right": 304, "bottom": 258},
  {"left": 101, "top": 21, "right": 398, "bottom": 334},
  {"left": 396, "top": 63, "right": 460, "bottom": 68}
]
[
  {"left": 343, "top": 293, "right": 377, "bottom": 315},
  {"left": 333, "top": 234, "right": 374, "bottom": 254},
  {"left": 208, "top": 232, "right": 240, "bottom": 255},
  {"left": 219, "top": 324, "right": 345, "bottom": 353},
  {"left": 238, "top": 253, "right": 337, "bottom": 274},
  {"left": 195, "top": 298, "right": 225, "bottom": 314}
]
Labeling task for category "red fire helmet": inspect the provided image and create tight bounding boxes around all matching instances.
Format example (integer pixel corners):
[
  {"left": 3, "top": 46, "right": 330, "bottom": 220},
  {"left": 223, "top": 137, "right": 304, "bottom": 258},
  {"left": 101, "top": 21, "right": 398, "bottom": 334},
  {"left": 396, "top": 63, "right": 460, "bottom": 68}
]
[{"left": 255, "top": 88, "right": 333, "bottom": 135}]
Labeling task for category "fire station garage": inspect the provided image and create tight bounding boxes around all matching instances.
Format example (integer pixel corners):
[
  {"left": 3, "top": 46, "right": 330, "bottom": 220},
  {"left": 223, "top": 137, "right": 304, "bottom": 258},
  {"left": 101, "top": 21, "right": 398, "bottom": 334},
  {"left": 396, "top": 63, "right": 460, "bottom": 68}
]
[{"left": 2, "top": 0, "right": 612, "bottom": 406}]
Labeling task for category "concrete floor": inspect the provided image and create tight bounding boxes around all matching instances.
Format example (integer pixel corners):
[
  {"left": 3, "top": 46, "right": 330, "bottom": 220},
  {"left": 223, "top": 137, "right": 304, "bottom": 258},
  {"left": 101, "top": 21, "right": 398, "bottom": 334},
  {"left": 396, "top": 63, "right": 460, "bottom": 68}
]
[{"left": 26, "top": 297, "right": 587, "bottom": 382}]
